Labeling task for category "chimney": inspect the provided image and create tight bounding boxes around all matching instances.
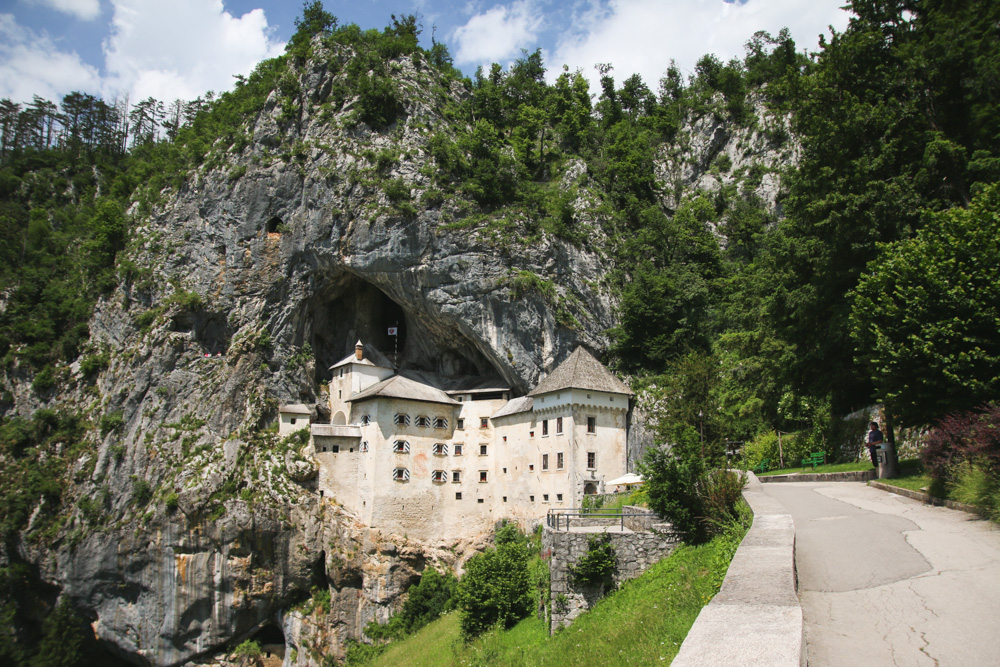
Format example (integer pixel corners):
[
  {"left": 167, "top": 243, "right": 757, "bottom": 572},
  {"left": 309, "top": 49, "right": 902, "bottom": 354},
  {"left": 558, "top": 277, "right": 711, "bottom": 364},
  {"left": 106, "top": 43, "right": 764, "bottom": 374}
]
[{"left": 355, "top": 340, "right": 364, "bottom": 361}]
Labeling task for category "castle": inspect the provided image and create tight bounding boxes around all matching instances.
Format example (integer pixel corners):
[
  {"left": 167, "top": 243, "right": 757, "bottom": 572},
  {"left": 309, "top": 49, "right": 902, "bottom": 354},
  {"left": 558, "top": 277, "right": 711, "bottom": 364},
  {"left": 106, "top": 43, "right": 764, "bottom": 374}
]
[{"left": 279, "top": 342, "right": 631, "bottom": 543}]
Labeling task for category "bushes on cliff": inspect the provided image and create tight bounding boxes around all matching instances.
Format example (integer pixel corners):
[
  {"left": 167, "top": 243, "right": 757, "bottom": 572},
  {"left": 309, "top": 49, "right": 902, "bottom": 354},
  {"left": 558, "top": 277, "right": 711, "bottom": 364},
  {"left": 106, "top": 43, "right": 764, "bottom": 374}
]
[{"left": 456, "top": 530, "right": 532, "bottom": 638}]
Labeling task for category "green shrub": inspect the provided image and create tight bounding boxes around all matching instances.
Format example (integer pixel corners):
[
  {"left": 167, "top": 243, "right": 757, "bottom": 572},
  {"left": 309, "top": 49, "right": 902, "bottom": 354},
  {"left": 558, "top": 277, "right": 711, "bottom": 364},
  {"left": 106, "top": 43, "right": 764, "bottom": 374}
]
[
  {"left": 80, "top": 351, "right": 110, "bottom": 378},
  {"left": 456, "top": 533, "right": 532, "bottom": 638},
  {"left": 568, "top": 533, "right": 617, "bottom": 588},
  {"left": 164, "top": 492, "right": 179, "bottom": 511},
  {"left": 32, "top": 366, "right": 57, "bottom": 393},
  {"left": 131, "top": 477, "right": 152, "bottom": 506},
  {"left": 366, "top": 567, "right": 457, "bottom": 641},
  {"left": 99, "top": 411, "right": 124, "bottom": 436}
]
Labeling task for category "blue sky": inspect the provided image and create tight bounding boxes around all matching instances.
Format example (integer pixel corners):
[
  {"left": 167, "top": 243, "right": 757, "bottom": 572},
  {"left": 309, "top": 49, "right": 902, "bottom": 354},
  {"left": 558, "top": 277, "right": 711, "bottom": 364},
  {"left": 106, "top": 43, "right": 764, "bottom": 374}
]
[{"left": 0, "top": 0, "right": 852, "bottom": 106}]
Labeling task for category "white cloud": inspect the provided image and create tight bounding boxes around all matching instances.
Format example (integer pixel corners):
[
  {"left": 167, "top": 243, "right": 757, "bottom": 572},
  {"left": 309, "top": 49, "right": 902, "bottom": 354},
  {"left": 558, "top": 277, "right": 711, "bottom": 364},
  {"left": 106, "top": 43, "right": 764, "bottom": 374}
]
[
  {"left": 548, "top": 0, "right": 851, "bottom": 90},
  {"left": 26, "top": 0, "right": 101, "bottom": 21},
  {"left": 452, "top": 0, "right": 543, "bottom": 69},
  {"left": 101, "top": 0, "right": 285, "bottom": 103},
  {"left": 0, "top": 14, "right": 102, "bottom": 104}
]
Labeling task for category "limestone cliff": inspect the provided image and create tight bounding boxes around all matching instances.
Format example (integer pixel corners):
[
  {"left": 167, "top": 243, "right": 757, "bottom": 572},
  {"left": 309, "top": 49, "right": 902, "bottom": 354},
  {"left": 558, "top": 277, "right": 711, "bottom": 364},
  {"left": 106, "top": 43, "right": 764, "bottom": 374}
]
[{"left": 0, "top": 35, "right": 794, "bottom": 666}]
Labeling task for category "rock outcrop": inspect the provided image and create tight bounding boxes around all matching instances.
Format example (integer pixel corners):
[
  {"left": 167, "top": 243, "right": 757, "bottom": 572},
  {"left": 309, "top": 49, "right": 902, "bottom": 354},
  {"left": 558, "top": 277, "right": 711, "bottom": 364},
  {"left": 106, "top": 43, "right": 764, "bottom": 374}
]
[{"left": 0, "top": 36, "right": 795, "bottom": 667}]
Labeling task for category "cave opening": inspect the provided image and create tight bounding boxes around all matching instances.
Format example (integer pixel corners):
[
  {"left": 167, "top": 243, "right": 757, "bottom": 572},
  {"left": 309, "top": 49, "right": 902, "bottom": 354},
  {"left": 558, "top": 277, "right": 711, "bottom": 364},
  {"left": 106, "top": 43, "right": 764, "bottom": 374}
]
[
  {"left": 299, "top": 274, "right": 503, "bottom": 387},
  {"left": 251, "top": 623, "right": 286, "bottom": 660},
  {"left": 266, "top": 216, "right": 282, "bottom": 234}
]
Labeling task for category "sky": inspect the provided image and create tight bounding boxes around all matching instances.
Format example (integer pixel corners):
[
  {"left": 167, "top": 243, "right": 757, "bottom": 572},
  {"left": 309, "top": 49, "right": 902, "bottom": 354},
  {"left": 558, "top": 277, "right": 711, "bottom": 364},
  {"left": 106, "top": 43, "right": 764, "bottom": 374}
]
[{"left": 0, "top": 0, "right": 853, "bottom": 107}]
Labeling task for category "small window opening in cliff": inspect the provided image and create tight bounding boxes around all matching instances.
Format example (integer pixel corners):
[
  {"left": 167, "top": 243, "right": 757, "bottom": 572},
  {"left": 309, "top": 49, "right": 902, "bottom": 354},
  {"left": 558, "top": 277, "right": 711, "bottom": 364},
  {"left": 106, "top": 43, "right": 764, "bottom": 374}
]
[{"left": 251, "top": 623, "right": 285, "bottom": 660}]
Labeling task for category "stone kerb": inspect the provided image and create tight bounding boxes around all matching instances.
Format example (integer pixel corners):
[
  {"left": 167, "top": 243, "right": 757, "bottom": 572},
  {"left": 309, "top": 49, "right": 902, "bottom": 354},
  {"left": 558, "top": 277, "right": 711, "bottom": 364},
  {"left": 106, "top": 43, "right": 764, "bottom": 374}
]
[
  {"left": 544, "top": 523, "right": 678, "bottom": 633},
  {"left": 672, "top": 471, "right": 803, "bottom": 666}
]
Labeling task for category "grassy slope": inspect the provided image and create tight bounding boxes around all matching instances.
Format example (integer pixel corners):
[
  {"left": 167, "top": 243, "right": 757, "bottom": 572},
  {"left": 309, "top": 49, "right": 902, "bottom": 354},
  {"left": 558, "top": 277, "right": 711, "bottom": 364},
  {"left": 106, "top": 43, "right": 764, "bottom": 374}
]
[{"left": 369, "top": 528, "right": 745, "bottom": 667}]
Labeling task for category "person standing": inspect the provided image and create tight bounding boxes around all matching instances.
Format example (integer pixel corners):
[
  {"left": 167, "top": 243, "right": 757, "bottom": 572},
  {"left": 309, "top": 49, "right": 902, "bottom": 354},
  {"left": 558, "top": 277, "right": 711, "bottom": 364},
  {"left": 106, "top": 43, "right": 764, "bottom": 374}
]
[{"left": 866, "top": 421, "right": 884, "bottom": 468}]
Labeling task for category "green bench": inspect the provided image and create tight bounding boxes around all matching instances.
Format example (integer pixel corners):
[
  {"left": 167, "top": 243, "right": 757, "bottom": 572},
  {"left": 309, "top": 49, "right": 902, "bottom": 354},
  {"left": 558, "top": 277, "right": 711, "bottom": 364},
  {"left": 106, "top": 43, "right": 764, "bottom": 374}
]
[
  {"left": 801, "top": 451, "right": 826, "bottom": 469},
  {"left": 752, "top": 459, "right": 772, "bottom": 474}
]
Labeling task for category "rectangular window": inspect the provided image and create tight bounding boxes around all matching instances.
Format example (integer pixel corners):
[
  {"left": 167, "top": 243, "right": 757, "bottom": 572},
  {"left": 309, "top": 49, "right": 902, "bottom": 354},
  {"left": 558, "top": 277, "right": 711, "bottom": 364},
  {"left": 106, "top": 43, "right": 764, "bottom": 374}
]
[
  {"left": 290, "top": 418, "right": 297, "bottom": 425},
  {"left": 432, "top": 470, "right": 447, "bottom": 483},
  {"left": 480, "top": 417, "right": 489, "bottom": 429},
  {"left": 557, "top": 493, "right": 563, "bottom": 502},
  {"left": 432, "top": 442, "right": 448, "bottom": 456},
  {"left": 530, "top": 495, "right": 535, "bottom": 502},
  {"left": 455, "top": 492, "right": 462, "bottom": 500},
  {"left": 332, "top": 445, "right": 340, "bottom": 453},
  {"left": 393, "top": 440, "right": 410, "bottom": 454},
  {"left": 452, "top": 470, "right": 462, "bottom": 483},
  {"left": 433, "top": 417, "right": 448, "bottom": 429},
  {"left": 530, "top": 430, "right": 535, "bottom": 438},
  {"left": 557, "top": 452, "right": 564, "bottom": 469},
  {"left": 587, "top": 452, "right": 596, "bottom": 469},
  {"left": 338, "top": 390, "right": 342, "bottom": 399},
  {"left": 394, "top": 413, "right": 410, "bottom": 426},
  {"left": 503, "top": 496, "right": 507, "bottom": 502},
  {"left": 454, "top": 443, "right": 464, "bottom": 456},
  {"left": 542, "top": 454, "right": 549, "bottom": 471},
  {"left": 457, "top": 418, "right": 465, "bottom": 429},
  {"left": 479, "top": 444, "right": 488, "bottom": 456},
  {"left": 479, "top": 471, "right": 487, "bottom": 483},
  {"left": 392, "top": 467, "right": 410, "bottom": 482},
  {"left": 529, "top": 464, "right": 534, "bottom": 471},
  {"left": 361, "top": 414, "right": 371, "bottom": 425},
  {"left": 360, "top": 441, "right": 369, "bottom": 453},
  {"left": 542, "top": 420, "right": 549, "bottom": 436},
  {"left": 587, "top": 416, "right": 596, "bottom": 433},
  {"left": 556, "top": 417, "right": 563, "bottom": 434},
  {"left": 478, "top": 498, "right": 484, "bottom": 504},
  {"left": 543, "top": 494, "right": 549, "bottom": 502},
  {"left": 415, "top": 415, "right": 430, "bottom": 428}
]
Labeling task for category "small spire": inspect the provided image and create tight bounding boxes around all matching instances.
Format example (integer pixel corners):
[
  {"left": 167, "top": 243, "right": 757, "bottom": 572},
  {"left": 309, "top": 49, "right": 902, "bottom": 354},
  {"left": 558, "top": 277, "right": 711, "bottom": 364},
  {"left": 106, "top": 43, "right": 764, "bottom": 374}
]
[{"left": 355, "top": 340, "right": 364, "bottom": 361}]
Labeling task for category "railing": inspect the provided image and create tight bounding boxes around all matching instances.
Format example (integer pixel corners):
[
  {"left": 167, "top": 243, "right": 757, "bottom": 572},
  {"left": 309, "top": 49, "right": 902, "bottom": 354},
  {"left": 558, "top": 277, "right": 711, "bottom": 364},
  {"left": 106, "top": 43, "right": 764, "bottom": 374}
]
[{"left": 546, "top": 507, "right": 657, "bottom": 531}]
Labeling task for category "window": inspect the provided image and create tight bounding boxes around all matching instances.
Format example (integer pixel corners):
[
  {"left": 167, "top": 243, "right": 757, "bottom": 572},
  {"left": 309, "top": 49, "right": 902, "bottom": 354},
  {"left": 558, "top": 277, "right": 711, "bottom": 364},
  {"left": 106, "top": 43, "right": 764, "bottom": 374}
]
[
  {"left": 361, "top": 414, "right": 371, "bottom": 425},
  {"left": 432, "top": 442, "right": 448, "bottom": 456},
  {"left": 339, "top": 368, "right": 344, "bottom": 378},
  {"left": 478, "top": 499, "right": 484, "bottom": 504},
  {"left": 542, "top": 454, "right": 549, "bottom": 471},
  {"left": 479, "top": 471, "right": 487, "bottom": 483},
  {"left": 557, "top": 452, "right": 564, "bottom": 469},
  {"left": 543, "top": 494, "right": 549, "bottom": 502},
  {"left": 503, "top": 496, "right": 507, "bottom": 502},
  {"left": 290, "top": 418, "right": 297, "bottom": 425},
  {"left": 587, "top": 416, "right": 596, "bottom": 433},
  {"left": 557, "top": 493, "right": 563, "bottom": 502},
  {"left": 502, "top": 467, "right": 507, "bottom": 474},
  {"left": 542, "top": 420, "right": 548, "bottom": 436},
  {"left": 529, "top": 464, "right": 534, "bottom": 471},
  {"left": 431, "top": 470, "right": 447, "bottom": 483},
  {"left": 530, "top": 495, "right": 535, "bottom": 502},
  {"left": 455, "top": 492, "right": 462, "bottom": 500},
  {"left": 415, "top": 415, "right": 430, "bottom": 428},
  {"left": 556, "top": 417, "right": 563, "bottom": 434},
  {"left": 394, "top": 413, "right": 410, "bottom": 426},
  {"left": 338, "top": 390, "right": 342, "bottom": 399},
  {"left": 530, "top": 430, "right": 534, "bottom": 438},
  {"left": 360, "top": 441, "right": 369, "bottom": 453},
  {"left": 452, "top": 470, "right": 462, "bottom": 483},
  {"left": 332, "top": 445, "right": 340, "bottom": 453},
  {"left": 457, "top": 418, "right": 465, "bottom": 429},
  {"left": 433, "top": 417, "right": 448, "bottom": 429},
  {"left": 393, "top": 440, "right": 410, "bottom": 454},
  {"left": 480, "top": 417, "right": 489, "bottom": 429},
  {"left": 454, "top": 443, "right": 464, "bottom": 456},
  {"left": 479, "top": 444, "right": 488, "bottom": 456},
  {"left": 587, "top": 452, "right": 596, "bottom": 469},
  {"left": 392, "top": 467, "right": 410, "bottom": 482}
]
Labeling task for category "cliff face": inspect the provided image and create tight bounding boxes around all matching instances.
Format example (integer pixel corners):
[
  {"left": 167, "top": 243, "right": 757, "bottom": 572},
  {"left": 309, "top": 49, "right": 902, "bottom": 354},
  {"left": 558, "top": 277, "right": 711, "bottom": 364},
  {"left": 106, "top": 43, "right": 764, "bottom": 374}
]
[{"left": 2, "top": 38, "right": 794, "bottom": 666}]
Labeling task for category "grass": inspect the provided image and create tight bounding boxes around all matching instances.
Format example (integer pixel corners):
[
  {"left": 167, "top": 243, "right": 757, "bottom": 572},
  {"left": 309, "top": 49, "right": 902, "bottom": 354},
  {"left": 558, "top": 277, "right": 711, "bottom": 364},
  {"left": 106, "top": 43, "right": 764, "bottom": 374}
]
[
  {"left": 870, "top": 459, "right": 930, "bottom": 493},
  {"left": 366, "top": 517, "right": 749, "bottom": 667},
  {"left": 757, "top": 460, "right": 875, "bottom": 476}
]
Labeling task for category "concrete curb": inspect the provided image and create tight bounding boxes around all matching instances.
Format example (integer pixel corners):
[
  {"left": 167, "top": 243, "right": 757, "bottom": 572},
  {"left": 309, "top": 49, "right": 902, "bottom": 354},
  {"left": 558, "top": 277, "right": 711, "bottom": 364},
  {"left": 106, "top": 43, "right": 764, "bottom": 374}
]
[
  {"left": 868, "top": 481, "right": 983, "bottom": 515},
  {"left": 760, "top": 469, "right": 877, "bottom": 483},
  {"left": 672, "top": 472, "right": 804, "bottom": 666}
]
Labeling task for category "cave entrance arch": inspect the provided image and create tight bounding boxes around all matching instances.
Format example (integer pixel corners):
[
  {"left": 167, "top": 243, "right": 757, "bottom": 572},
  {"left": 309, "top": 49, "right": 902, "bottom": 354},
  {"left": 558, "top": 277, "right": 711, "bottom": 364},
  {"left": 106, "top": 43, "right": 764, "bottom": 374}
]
[
  {"left": 584, "top": 482, "right": 597, "bottom": 495},
  {"left": 299, "top": 274, "right": 504, "bottom": 387},
  {"left": 251, "top": 623, "right": 285, "bottom": 660}
]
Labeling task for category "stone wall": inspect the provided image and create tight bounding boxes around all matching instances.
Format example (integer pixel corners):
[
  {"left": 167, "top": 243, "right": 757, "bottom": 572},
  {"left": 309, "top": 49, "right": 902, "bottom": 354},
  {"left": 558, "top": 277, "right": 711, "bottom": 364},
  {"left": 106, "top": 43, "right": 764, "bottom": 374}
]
[{"left": 543, "top": 525, "right": 677, "bottom": 632}]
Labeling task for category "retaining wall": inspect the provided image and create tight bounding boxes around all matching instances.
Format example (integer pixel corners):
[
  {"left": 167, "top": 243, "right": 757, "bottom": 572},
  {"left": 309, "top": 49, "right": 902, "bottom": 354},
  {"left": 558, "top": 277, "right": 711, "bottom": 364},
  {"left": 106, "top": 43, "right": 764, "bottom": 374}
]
[
  {"left": 672, "top": 472, "right": 804, "bottom": 666},
  {"left": 543, "top": 526, "right": 677, "bottom": 633}
]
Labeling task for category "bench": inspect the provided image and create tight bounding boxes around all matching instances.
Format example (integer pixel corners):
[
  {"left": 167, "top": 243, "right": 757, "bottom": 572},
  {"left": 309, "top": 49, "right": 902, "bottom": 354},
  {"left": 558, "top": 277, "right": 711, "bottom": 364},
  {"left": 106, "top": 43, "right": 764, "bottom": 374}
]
[
  {"left": 753, "top": 459, "right": 772, "bottom": 474},
  {"left": 801, "top": 451, "right": 826, "bottom": 469}
]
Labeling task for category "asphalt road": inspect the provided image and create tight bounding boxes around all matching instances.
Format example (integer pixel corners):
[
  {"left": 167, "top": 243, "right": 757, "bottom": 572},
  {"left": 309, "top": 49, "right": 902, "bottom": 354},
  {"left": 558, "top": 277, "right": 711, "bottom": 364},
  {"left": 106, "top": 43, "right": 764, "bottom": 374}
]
[{"left": 762, "top": 481, "right": 1000, "bottom": 666}]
